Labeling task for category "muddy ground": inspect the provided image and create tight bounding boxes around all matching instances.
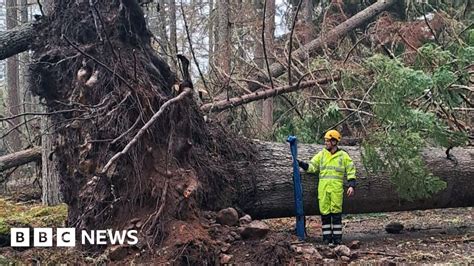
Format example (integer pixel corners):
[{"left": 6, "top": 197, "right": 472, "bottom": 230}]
[
  {"left": 0, "top": 194, "right": 471, "bottom": 264},
  {"left": 267, "top": 207, "right": 473, "bottom": 264}
]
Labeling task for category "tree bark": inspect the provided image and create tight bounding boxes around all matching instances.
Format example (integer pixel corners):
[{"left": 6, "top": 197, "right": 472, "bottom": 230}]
[
  {"left": 201, "top": 75, "right": 338, "bottom": 112},
  {"left": 169, "top": 0, "right": 177, "bottom": 70},
  {"left": 252, "top": 0, "right": 398, "bottom": 89},
  {"left": 208, "top": 0, "right": 214, "bottom": 71},
  {"left": 6, "top": 0, "right": 22, "bottom": 152},
  {"left": 238, "top": 141, "right": 474, "bottom": 219},
  {"left": 0, "top": 22, "right": 35, "bottom": 61},
  {"left": 216, "top": 0, "right": 230, "bottom": 76},
  {"left": 40, "top": 115, "right": 62, "bottom": 205},
  {"left": 0, "top": 140, "right": 473, "bottom": 218},
  {"left": 0, "top": 147, "right": 41, "bottom": 171},
  {"left": 261, "top": 0, "right": 275, "bottom": 135}
]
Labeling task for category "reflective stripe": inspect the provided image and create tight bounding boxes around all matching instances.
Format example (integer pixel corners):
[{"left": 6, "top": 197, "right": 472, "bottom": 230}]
[
  {"left": 322, "top": 231, "right": 332, "bottom": 235},
  {"left": 322, "top": 224, "right": 331, "bottom": 229},
  {"left": 320, "top": 166, "right": 344, "bottom": 172},
  {"left": 320, "top": 175, "right": 343, "bottom": 180},
  {"left": 332, "top": 225, "right": 342, "bottom": 229},
  {"left": 333, "top": 231, "right": 342, "bottom": 235}
]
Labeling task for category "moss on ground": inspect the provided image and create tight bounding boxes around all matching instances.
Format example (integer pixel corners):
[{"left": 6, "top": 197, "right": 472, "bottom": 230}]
[{"left": 0, "top": 198, "right": 67, "bottom": 235}]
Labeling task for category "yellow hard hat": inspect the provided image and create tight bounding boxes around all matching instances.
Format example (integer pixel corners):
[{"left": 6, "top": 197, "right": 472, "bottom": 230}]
[{"left": 324, "top": 130, "right": 342, "bottom": 141}]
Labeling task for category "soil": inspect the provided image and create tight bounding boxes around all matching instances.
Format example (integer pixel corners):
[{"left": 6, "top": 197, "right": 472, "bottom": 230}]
[{"left": 1, "top": 203, "right": 471, "bottom": 264}]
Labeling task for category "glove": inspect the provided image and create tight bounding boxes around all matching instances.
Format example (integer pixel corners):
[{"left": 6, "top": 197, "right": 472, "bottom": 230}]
[
  {"left": 348, "top": 179, "right": 357, "bottom": 188},
  {"left": 298, "top": 160, "right": 309, "bottom": 171}
]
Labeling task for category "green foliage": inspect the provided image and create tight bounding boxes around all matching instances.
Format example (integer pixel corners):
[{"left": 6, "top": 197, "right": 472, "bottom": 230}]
[
  {"left": 465, "top": 29, "right": 474, "bottom": 46},
  {"left": 362, "top": 131, "right": 447, "bottom": 201},
  {"left": 361, "top": 54, "right": 468, "bottom": 201}
]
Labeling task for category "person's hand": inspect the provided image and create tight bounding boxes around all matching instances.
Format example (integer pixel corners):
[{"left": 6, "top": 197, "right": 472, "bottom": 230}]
[
  {"left": 298, "top": 160, "right": 309, "bottom": 171},
  {"left": 347, "top": 187, "right": 354, "bottom": 197}
]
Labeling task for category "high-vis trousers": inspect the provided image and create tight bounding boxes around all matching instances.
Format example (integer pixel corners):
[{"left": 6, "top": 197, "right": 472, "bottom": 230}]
[{"left": 321, "top": 213, "right": 343, "bottom": 244}]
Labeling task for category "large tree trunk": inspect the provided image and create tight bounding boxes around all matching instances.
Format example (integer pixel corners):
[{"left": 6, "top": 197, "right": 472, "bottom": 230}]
[
  {"left": 36, "top": 0, "right": 62, "bottom": 206},
  {"left": 6, "top": 0, "right": 22, "bottom": 152},
  {"left": 216, "top": 0, "right": 231, "bottom": 76},
  {"left": 238, "top": 141, "right": 474, "bottom": 219},
  {"left": 261, "top": 0, "right": 275, "bottom": 135},
  {"left": 40, "top": 116, "right": 62, "bottom": 205},
  {"left": 1, "top": 141, "right": 473, "bottom": 218}
]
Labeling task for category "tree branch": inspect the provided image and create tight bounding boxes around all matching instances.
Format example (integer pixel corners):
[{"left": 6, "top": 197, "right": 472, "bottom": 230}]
[
  {"left": 288, "top": 0, "right": 303, "bottom": 86},
  {"left": 251, "top": 0, "right": 398, "bottom": 90},
  {"left": 201, "top": 75, "right": 339, "bottom": 113}
]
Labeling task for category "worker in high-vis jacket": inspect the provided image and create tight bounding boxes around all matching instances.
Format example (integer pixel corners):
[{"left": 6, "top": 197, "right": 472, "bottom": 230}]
[{"left": 298, "top": 130, "right": 356, "bottom": 245}]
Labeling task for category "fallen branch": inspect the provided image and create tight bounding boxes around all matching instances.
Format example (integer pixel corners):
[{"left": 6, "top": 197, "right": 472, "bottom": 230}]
[
  {"left": 0, "top": 109, "right": 84, "bottom": 122},
  {"left": 0, "top": 22, "right": 36, "bottom": 60},
  {"left": 252, "top": 0, "right": 398, "bottom": 89},
  {"left": 201, "top": 75, "right": 339, "bottom": 113},
  {"left": 100, "top": 88, "right": 192, "bottom": 175},
  {"left": 0, "top": 147, "right": 41, "bottom": 172}
]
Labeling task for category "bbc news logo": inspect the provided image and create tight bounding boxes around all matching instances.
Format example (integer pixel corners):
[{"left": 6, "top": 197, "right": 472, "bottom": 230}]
[{"left": 10, "top": 228, "right": 138, "bottom": 247}]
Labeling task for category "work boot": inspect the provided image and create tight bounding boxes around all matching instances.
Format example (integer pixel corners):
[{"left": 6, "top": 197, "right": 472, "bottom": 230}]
[
  {"left": 321, "top": 214, "right": 332, "bottom": 245},
  {"left": 331, "top": 213, "right": 343, "bottom": 245}
]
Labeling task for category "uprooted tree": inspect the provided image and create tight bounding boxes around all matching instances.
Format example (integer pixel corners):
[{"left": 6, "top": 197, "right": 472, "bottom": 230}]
[
  {"left": 21, "top": 0, "right": 258, "bottom": 257},
  {"left": 0, "top": 0, "right": 473, "bottom": 261}
]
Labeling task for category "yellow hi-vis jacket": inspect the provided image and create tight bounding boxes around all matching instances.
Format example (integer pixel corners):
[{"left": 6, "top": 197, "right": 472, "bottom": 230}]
[{"left": 307, "top": 148, "right": 356, "bottom": 215}]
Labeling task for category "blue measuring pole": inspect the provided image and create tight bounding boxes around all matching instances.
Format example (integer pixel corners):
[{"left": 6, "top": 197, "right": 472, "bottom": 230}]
[{"left": 287, "top": 135, "right": 305, "bottom": 241}]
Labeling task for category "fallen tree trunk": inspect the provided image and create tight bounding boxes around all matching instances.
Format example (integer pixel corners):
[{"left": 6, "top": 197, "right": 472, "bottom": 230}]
[
  {"left": 237, "top": 141, "right": 474, "bottom": 219},
  {"left": 0, "top": 22, "right": 36, "bottom": 60},
  {"left": 0, "top": 147, "right": 41, "bottom": 171},
  {"left": 253, "top": 0, "right": 398, "bottom": 88},
  {"left": 2, "top": 142, "right": 473, "bottom": 220},
  {"left": 1, "top": 142, "right": 473, "bottom": 219}
]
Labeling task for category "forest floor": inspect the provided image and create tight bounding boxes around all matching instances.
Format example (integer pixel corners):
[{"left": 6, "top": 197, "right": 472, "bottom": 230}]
[
  {"left": 0, "top": 194, "right": 472, "bottom": 264},
  {"left": 266, "top": 207, "right": 473, "bottom": 264}
]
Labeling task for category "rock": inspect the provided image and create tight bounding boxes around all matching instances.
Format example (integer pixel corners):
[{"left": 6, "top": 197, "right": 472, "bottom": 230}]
[
  {"left": 301, "top": 245, "right": 322, "bottom": 260},
  {"left": 341, "top": 256, "right": 350, "bottom": 262},
  {"left": 220, "top": 254, "right": 233, "bottom": 264},
  {"left": 385, "top": 222, "right": 404, "bottom": 234},
  {"left": 290, "top": 245, "right": 303, "bottom": 253},
  {"left": 239, "top": 221, "right": 270, "bottom": 240},
  {"left": 320, "top": 247, "right": 336, "bottom": 258},
  {"left": 334, "top": 245, "right": 351, "bottom": 257},
  {"left": 108, "top": 245, "right": 129, "bottom": 261},
  {"left": 349, "top": 240, "right": 361, "bottom": 249},
  {"left": 323, "top": 258, "right": 335, "bottom": 263},
  {"left": 216, "top": 208, "right": 239, "bottom": 226},
  {"left": 239, "top": 214, "right": 252, "bottom": 225}
]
